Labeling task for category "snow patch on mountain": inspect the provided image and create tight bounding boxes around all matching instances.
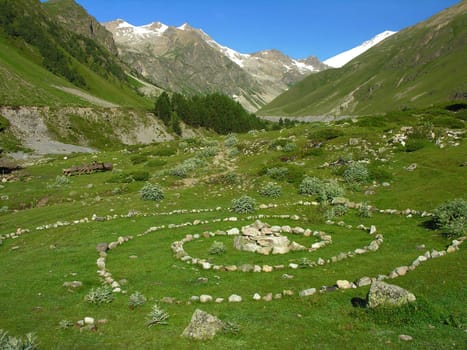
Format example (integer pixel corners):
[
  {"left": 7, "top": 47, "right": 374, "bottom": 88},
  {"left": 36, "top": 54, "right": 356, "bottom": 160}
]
[{"left": 324, "top": 30, "right": 397, "bottom": 68}]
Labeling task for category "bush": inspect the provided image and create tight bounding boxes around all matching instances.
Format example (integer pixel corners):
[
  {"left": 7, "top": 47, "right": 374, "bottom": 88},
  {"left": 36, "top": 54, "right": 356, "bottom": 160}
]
[
  {"left": 0, "top": 329, "right": 38, "bottom": 350},
  {"left": 299, "top": 177, "right": 324, "bottom": 196},
  {"left": 404, "top": 138, "right": 428, "bottom": 152},
  {"left": 433, "top": 199, "right": 466, "bottom": 237},
  {"left": 146, "top": 304, "right": 169, "bottom": 327},
  {"left": 140, "top": 183, "right": 164, "bottom": 201},
  {"left": 153, "top": 147, "right": 177, "bottom": 157},
  {"left": 169, "top": 157, "right": 204, "bottom": 178},
  {"left": 231, "top": 195, "right": 256, "bottom": 214},
  {"left": 0, "top": 115, "right": 10, "bottom": 132},
  {"left": 358, "top": 202, "right": 373, "bottom": 218},
  {"left": 224, "top": 134, "right": 238, "bottom": 147},
  {"left": 130, "top": 155, "right": 148, "bottom": 165},
  {"left": 128, "top": 291, "right": 147, "bottom": 309},
  {"left": 343, "top": 162, "right": 369, "bottom": 184},
  {"left": 258, "top": 182, "right": 282, "bottom": 198},
  {"left": 283, "top": 142, "right": 297, "bottom": 153},
  {"left": 308, "top": 128, "right": 343, "bottom": 141},
  {"left": 54, "top": 175, "right": 71, "bottom": 186},
  {"left": 318, "top": 180, "right": 345, "bottom": 203},
  {"left": 107, "top": 171, "right": 150, "bottom": 183},
  {"left": 197, "top": 146, "right": 218, "bottom": 158},
  {"left": 266, "top": 167, "right": 288, "bottom": 180},
  {"left": 209, "top": 241, "right": 226, "bottom": 255},
  {"left": 84, "top": 286, "right": 114, "bottom": 304},
  {"left": 146, "top": 159, "right": 167, "bottom": 167}
]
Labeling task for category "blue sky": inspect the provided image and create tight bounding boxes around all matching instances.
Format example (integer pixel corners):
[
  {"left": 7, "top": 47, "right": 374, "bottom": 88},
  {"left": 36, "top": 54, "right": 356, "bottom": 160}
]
[{"left": 64, "top": 0, "right": 460, "bottom": 60}]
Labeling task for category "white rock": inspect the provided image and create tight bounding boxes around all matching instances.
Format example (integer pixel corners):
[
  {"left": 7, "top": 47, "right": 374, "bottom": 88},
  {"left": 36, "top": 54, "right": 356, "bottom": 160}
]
[
  {"left": 215, "top": 298, "right": 224, "bottom": 304},
  {"left": 227, "top": 228, "right": 240, "bottom": 235},
  {"left": 228, "top": 294, "right": 242, "bottom": 303},
  {"left": 299, "top": 288, "right": 316, "bottom": 297},
  {"left": 200, "top": 295, "right": 213, "bottom": 303},
  {"left": 202, "top": 262, "right": 212, "bottom": 270},
  {"left": 369, "top": 225, "right": 377, "bottom": 234},
  {"left": 336, "top": 280, "right": 352, "bottom": 289},
  {"left": 253, "top": 293, "right": 261, "bottom": 300},
  {"left": 84, "top": 317, "right": 95, "bottom": 325}
]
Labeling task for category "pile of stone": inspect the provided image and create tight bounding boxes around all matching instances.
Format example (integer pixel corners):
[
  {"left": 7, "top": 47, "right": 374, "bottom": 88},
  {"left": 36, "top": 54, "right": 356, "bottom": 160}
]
[{"left": 233, "top": 221, "right": 307, "bottom": 255}]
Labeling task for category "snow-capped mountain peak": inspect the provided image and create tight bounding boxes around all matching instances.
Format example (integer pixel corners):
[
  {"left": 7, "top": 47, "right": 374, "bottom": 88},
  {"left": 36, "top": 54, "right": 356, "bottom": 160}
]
[{"left": 324, "top": 30, "right": 397, "bottom": 68}]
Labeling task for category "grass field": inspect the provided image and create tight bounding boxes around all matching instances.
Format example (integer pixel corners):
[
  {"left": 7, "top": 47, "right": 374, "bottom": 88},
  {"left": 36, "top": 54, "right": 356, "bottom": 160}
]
[{"left": 0, "top": 108, "right": 465, "bottom": 349}]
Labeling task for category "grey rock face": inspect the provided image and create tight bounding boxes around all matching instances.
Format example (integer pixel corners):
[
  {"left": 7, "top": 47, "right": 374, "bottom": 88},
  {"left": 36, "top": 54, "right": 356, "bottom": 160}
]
[
  {"left": 181, "top": 309, "right": 225, "bottom": 340},
  {"left": 367, "top": 281, "right": 416, "bottom": 308}
]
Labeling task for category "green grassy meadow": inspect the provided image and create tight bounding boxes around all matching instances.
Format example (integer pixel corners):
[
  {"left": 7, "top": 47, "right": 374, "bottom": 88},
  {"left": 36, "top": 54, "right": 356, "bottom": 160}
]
[{"left": 0, "top": 108, "right": 466, "bottom": 349}]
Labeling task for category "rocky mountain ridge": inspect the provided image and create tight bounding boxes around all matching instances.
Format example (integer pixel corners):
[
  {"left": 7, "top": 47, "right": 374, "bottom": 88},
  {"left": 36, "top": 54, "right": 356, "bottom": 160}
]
[{"left": 104, "top": 19, "right": 328, "bottom": 111}]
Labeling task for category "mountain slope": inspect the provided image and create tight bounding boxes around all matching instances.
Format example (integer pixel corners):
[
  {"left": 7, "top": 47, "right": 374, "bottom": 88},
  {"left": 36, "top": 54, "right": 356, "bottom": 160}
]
[
  {"left": 259, "top": 1, "right": 467, "bottom": 117},
  {"left": 0, "top": 0, "right": 150, "bottom": 108},
  {"left": 104, "top": 20, "right": 327, "bottom": 111},
  {"left": 43, "top": 0, "right": 118, "bottom": 55},
  {"left": 324, "top": 30, "right": 396, "bottom": 68}
]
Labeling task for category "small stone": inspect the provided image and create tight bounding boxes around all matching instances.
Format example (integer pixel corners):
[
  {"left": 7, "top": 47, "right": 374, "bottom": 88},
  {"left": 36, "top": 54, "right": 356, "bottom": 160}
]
[
  {"left": 96, "top": 243, "right": 108, "bottom": 252},
  {"left": 288, "top": 263, "right": 299, "bottom": 269},
  {"left": 369, "top": 225, "right": 377, "bottom": 234},
  {"left": 399, "top": 334, "right": 413, "bottom": 341},
  {"left": 253, "top": 293, "right": 261, "bottom": 300},
  {"left": 215, "top": 298, "right": 224, "bottom": 304},
  {"left": 84, "top": 317, "right": 95, "bottom": 325},
  {"left": 129, "top": 255, "right": 138, "bottom": 259},
  {"left": 283, "top": 289, "right": 294, "bottom": 296},
  {"left": 274, "top": 293, "right": 282, "bottom": 300},
  {"left": 200, "top": 295, "right": 213, "bottom": 303},
  {"left": 282, "top": 274, "right": 294, "bottom": 280},
  {"left": 63, "top": 281, "right": 82, "bottom": 289},
  {"left": 356, "top": 277, "right": 372, "bottom": 287},
  {"left": 202, "top": 262, "right": 212, "bottom": 270},
  {"left": 262, "top": 293, "right": 273, "bottom": 302},
  {"left": 262, "top": 265, "right": 273, "bottom": 272},
  {"left": 299, "top": 288, "right": 316, "bottom": 297},
  {"left": 228, "top": 294, "right": 242, "bottom": 303},
  {"left": 395, "top": 266, "right": 409, "bottom": 276},
  {"left": 336, "top": 280, "right": 352, "bottom": 289}
]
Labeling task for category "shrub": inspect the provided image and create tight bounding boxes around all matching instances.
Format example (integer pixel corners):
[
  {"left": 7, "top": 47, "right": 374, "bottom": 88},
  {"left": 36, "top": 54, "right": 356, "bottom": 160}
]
[
  {"left": 433, "top": 199, "right": 466, "bottom": 237},
  {"left": 283, "top": 142, "right": 297, "bottom": 153},
  {"left": 153, "top": 146, "right": 177, "bottom": 157},
  {"left": 224, "top": 134, "right": 238, "bottom": 147},
  {"left": 258, "top": 182, "right": 282, "bottom": 198},
  {"left": 209, "top": 241, "right": 226, "bottom": 255},
  {"left": 146, "top": 304, "right": 169, "bottom": 327},
  {"left": 128, "top": 291, "right": 147, "bottom": 309},
  {"left": 169, "top": 157, "right": 204, "bottom": 178},
  {"left": 299, "top": 177, "right": 324, "bottom": 196},
  {"left": 343, "top": 162, "right": 369, "bottom": 184},
  {"left": 146, "top": 159, "right": 167, "bottom": 167},
  {"left": 58, "top": 320, "right": 74, "bottom": 329},
  {"left": 231, "top": 195, "right": 256, "bottom": 214},
  {"left": 140, "top": 183, "right": 164, "bottom": 201},
  {"left": 318, "top": 181, "right": 345, "bottom": 203},
  {"left": 269, "top": 138, "right": 288, "bottom": 150},
  {"left": 84, "top": 285, "right": 114, "bottom": 304},
  {"left": 197, "top": 146, "right": 218, "bottom": 158},
  {"left": 130, "top": 155, "right": 148, "bottom": 165},
  {"left": 326, "top": 204, "right": 348, "bottom": 220},
  {"left": 223, "top": 321, "right": 241, "bottom": 335},
  {"left": 54, "top": 175, "right": 71, "bottom": 186},
  {"left": 404, "top": 139, "right": 428, "bottom": 152},
  {"left": 266, "top": 167, "right": 288, "bottom": 180},
  {"left": 358, "top": 202, "right": 373, "bottom": 218},
  {"left": 0, "top": 115, "right": 10, "bottom": 132},
  {"left": 0, "top": 329, "right": 38, "bottom": 350},
  {"left": 107, "top": 171, "right": 149, "bottom": 183},
  {"left": 228, "top": 148, "right": 240, "bottom": 158},
  {"left": 308, "top": 128, "right": 343, "bottom": 141},
  {"left": 368, "top": 166, "right": 393, "bottom": 182}
]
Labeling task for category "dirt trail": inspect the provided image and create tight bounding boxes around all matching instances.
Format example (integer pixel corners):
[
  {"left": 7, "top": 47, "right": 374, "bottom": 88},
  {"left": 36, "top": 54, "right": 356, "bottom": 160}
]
[{"left": 53, "top": 85, "right": 119, "bottom": 108}]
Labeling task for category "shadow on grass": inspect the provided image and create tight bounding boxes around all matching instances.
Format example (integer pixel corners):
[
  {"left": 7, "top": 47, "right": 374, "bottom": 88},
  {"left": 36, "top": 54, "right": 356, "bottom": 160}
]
[{"left": 351, "top": 297, "right": 367, "bottom": 308}]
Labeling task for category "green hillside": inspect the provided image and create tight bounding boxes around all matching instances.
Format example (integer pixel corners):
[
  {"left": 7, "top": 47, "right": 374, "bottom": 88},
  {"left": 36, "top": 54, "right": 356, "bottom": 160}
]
[
  {"left": 259, "top": 1, "right": 467, "bottom": 117},
  {"left": 0, "top": 0, "right": 151, "bottom": 108}
]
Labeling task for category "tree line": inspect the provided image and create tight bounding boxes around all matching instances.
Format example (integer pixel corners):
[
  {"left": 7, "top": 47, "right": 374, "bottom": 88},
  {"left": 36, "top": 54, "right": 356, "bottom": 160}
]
[{"left": 155, "top": 92, "right": 265, "bottom": 135}]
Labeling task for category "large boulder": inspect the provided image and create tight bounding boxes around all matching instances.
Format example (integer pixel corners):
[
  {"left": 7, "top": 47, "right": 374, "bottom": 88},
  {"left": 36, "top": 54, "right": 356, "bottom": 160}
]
[
  {"left": 367, "top": 281, "right": 416, "bottom": 308},
  {"left": 181, "top": 309, "right": 225, "bottom": 340}
]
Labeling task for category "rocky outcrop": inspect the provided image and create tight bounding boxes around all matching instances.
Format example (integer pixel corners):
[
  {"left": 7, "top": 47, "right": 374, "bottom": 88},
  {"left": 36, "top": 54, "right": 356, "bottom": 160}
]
[
  {"left": 0, "top": 106, "right": 184, "bottom": 154},
  {"left": 367, "top": 281, "right": 416, "bottom": 308},
  {"left": 181, "top": 309, "right": 225, "bottom": 340}
]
